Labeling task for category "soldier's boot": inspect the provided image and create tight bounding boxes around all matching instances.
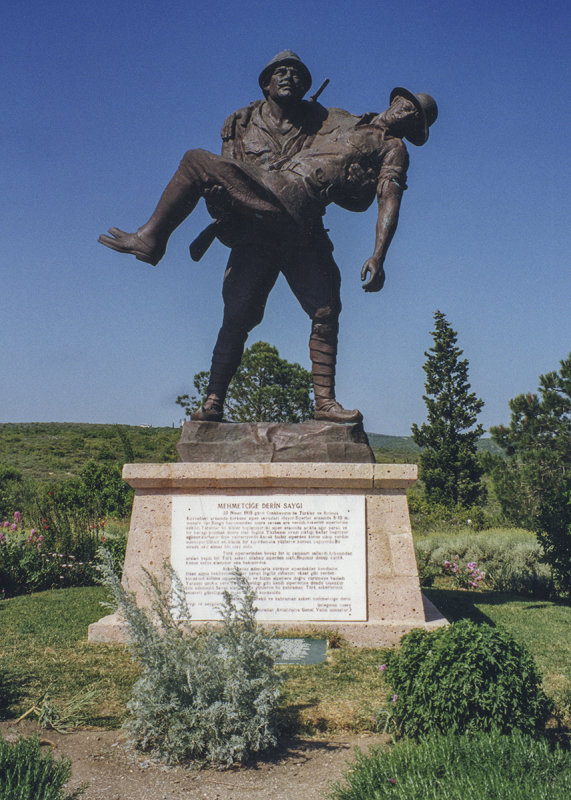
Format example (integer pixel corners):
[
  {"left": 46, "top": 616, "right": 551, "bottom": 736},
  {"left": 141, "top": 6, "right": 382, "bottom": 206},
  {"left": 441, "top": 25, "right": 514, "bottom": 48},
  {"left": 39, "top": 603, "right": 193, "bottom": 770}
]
[
  {"left": 98, "top": 166, "right": 201, "bottom": 265},
  {"left": 191, "top": 324, "right": 248, "bottom": 423},
  {"left": 190, "top": 393, "right": 224, "bottom": 422},
  {"left": 310, "top": 322, "right": 363, "bottom": 424}
]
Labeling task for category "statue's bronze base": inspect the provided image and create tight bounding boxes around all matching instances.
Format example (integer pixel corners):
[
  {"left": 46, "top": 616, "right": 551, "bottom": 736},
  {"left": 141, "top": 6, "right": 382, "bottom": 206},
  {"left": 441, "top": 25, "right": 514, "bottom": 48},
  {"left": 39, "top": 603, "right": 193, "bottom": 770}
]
[{"left": 176, "top": 420, "right": 375, "bottom": 463}]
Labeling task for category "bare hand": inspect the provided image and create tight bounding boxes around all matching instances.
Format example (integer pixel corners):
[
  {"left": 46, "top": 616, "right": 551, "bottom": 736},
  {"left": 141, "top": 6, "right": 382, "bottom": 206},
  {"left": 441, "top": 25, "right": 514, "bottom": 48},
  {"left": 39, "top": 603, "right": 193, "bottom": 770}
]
[{"left": 361, "top": 258, "right": 386, "bottom": 292}]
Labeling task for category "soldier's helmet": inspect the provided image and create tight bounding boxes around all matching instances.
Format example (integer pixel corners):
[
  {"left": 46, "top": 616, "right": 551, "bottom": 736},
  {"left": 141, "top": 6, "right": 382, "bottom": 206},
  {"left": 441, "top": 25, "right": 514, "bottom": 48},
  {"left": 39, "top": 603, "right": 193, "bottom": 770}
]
[
  {"left": 389, "top": 88, "right": 438, "bottom": 146},
  {"left": 258, "top": 50, "right": 312, "bottom": 95}
]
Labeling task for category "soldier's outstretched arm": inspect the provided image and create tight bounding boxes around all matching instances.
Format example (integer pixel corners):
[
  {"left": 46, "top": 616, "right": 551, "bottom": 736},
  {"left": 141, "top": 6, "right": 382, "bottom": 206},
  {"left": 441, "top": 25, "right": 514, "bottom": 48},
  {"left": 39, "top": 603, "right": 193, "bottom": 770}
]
[{"left": 361, "top": 178, "right": 404, "bottom": 293}]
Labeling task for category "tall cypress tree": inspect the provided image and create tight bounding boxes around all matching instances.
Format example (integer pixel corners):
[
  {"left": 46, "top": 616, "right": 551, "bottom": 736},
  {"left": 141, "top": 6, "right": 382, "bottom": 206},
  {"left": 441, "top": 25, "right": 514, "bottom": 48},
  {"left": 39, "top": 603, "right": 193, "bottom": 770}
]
[{"left": 411, "top": 310, "right": 485, "bottom": 507}]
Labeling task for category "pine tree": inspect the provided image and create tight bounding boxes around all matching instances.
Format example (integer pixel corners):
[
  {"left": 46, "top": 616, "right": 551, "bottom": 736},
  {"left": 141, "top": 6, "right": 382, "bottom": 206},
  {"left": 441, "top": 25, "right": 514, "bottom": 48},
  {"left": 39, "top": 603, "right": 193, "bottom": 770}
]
[
  {"left": 176, "top": 341, "right": 314, "bottom": 423},
  {"left": 411, "top": 311, "right": 485, "bottom": 507},
  {"left": 489, "top": 353, "right": 570, "bottom": 595}
]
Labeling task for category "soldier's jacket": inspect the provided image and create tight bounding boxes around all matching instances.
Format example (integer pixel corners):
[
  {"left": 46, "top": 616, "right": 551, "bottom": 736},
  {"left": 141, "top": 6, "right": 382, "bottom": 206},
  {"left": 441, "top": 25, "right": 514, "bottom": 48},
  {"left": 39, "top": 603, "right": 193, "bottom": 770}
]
[{"left": 220, "top": 99, "right": 409, "bottom": 224}]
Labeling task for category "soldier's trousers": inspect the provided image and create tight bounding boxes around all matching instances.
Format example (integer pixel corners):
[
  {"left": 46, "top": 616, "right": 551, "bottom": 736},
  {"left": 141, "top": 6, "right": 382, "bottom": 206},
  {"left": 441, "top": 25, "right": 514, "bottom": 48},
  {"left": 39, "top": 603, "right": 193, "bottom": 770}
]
[{"left": 207, "top": 234, "right": 342, "bottom": 399}]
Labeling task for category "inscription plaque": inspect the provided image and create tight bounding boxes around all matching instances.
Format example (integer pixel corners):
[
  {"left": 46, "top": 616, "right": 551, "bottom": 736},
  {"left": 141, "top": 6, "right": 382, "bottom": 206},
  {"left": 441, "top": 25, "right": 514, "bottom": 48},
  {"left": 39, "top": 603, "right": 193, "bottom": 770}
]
[{"left": 171, "top": 494, "right": 366, "bottom": 621}]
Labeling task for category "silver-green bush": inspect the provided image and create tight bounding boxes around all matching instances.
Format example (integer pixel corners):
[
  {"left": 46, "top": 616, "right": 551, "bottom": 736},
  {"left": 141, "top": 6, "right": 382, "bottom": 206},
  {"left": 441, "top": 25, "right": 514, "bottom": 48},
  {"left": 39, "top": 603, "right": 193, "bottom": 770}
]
[{"left": 97, "top": 552, "right": 283, "bottom": 766}]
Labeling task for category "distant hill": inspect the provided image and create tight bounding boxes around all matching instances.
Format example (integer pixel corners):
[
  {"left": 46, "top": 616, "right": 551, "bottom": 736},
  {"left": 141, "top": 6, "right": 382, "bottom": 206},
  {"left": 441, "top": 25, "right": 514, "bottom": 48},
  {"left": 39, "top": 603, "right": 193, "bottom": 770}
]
[
  {"left": 367, "top": 431, "right": 502, "bottom": 458},
  {"left": 367, "top": 433, "right": 422, "bottom": 453},
  {"left": 0, "top": 422, "right": 502, "bottom": 481},
  {"left": 0, "top": 422, "right": 179, "bottom": 481}
]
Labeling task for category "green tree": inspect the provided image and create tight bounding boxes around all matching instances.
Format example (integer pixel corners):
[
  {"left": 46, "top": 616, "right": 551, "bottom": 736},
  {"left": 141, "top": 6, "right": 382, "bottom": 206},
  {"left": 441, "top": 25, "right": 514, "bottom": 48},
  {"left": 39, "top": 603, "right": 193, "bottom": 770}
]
[
  {"left": 489, "top": 353, "right": 570, "bottom": 596},
  {"left": 177, "top": 341, "right": 314, "bottom": 423},
  {"left": 47, "top": 461, "right": 133, "bottom": 519},
  {"left": 411, "top": 311, "right": 485, "bottom": 507}
]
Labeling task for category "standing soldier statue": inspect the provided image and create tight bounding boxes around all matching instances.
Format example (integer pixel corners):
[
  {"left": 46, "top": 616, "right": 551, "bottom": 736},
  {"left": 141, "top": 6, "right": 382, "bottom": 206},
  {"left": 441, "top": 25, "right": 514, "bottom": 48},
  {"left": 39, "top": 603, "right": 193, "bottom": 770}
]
[{"left": 99, "top": 51, "right": 437, "bottom": 423}]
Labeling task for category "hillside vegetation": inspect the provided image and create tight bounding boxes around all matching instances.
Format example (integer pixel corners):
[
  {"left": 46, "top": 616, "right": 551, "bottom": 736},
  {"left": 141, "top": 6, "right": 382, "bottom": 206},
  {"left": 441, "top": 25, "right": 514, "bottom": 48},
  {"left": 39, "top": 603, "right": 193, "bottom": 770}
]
[
  {"left": 0, "top": 422, "right": 500, "bottom": 481},
  {"left": 0, "top": 423, "right": 179, "bottom": 481}
]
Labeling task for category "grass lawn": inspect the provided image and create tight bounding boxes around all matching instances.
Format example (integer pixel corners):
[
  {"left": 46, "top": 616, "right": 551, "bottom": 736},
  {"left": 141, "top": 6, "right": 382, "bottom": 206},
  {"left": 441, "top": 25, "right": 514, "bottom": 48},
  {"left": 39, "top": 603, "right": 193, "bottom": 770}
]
[{"left": 1, "top": 586, "right": 569, "bottom": 733}]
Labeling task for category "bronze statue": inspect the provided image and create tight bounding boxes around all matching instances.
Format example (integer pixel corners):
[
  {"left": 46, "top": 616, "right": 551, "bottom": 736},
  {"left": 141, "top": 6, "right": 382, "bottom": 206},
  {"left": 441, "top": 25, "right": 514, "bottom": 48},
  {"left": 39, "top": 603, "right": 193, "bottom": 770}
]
[{"left": 99, "top": 51, "right": 437, "bottom": 423}]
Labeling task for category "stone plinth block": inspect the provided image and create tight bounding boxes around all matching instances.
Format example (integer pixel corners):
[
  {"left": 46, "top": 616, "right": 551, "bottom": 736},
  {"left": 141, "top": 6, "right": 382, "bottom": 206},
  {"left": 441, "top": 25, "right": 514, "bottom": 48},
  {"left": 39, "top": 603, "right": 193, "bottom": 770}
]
[
  {"left": 177, "top": 420, "right": 375, "bottom": 463},
  {"left": 88, "top": 462, "right": 447, "bottom": 647}
]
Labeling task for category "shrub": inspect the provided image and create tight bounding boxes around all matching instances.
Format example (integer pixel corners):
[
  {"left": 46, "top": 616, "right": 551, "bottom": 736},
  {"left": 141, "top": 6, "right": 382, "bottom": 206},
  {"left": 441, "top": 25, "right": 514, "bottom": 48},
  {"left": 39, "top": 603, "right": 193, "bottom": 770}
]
[
  {"left": 383, "top": 620, "right": 551, "bottom": 738},
  {"left": 97, "top": 552, "right": 284, "bottom": 766},
  {"left": 408, "top": 494, "right": 490, "bottom": 533},
  {"left": 414, "top": 528, "right": 554, "bottom": 596},
  {"left": 0, "top": 733, "right": 85, "bottom": 799},
  {"left": 327, "top": 727, "right": 571, "bottom": 800},
  {"left": 34, "top": 462, "right": 133, "bottom": 547},
  {"left": 0, "top": 513, "right": 99, "bottom": 597},
  {"left": 96, "top": 521, "right": 128, "bottom": 579},
  {"left": 442, "top": 555, "right": 486, "bottom": 589},
  {"left": 0, "top": 465, "right": 24, "bottom": 519}
]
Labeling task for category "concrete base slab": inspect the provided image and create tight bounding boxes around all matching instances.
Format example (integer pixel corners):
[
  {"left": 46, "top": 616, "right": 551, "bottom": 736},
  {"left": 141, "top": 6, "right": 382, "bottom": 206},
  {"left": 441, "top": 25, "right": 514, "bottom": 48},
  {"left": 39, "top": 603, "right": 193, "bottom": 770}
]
[{"left": 88, "top": 590, "right": 447, "bottom": 647}]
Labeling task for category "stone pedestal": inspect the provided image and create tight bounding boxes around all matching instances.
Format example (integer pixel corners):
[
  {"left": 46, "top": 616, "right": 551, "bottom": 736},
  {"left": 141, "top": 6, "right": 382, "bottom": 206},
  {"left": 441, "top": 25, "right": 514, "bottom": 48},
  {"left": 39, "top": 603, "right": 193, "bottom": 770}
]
[
  {"left": 177, "top": 420, "right": 375, "bottom": 463},
  {"left": 88, "top": 463, "right": 446, "bottom": 646}
]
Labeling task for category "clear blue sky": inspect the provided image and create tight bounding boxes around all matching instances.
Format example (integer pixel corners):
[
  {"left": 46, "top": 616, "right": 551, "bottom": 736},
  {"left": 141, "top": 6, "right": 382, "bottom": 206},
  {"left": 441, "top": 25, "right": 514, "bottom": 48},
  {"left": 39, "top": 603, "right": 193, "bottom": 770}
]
[{"left": 2, "top": 0, "right": 569, "bottom": 435}]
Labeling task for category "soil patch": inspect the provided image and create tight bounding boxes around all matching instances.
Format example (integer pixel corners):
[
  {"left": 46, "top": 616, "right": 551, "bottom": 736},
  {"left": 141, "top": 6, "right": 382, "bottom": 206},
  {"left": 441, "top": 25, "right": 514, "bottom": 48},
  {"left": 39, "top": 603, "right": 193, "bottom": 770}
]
[{"left": 1, "top": 720, "right": 389, "bottom": 800}]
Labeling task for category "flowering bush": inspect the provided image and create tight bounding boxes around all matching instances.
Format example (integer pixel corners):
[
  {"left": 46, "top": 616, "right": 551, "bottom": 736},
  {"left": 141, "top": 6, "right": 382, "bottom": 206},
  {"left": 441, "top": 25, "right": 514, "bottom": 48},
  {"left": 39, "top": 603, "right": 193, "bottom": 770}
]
[
  {"left": 414, "top": 529, "right": 555, "bottom": 597},
  {"left": 0, "top": 511, "right": 99, "bottom": 596},
  {"left": 443, "top": 555, "right": 486, "bottom": 589}
]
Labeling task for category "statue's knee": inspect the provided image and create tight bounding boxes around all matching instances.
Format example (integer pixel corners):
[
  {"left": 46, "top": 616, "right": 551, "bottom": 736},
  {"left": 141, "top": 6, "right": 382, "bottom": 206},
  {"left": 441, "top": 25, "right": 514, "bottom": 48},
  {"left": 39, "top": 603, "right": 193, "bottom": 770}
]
[
  {"left": 311, "top": 306, "right": 340, "bottom": 338},
  {"left": 181, "top": 148, "right": 209, "bottom": 167},
  {"left": 311, "top": 319, "right": 339, "bottom": 341},
  {"left": 222, "top": 313, "right": 256, "bottom": 341}
]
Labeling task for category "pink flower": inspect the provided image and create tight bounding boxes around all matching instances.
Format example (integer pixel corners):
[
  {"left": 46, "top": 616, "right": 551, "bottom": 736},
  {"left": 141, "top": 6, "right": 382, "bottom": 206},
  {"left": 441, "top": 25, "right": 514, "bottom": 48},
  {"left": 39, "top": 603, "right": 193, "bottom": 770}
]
[
  {"left": 388, "top": 778, "right": 397, "bottom": 785},
  {"left": 38, "top": 535, "right": 44, "bottom": 541},
  {"left": 3, "top": 521, "right": 8, "bottom": 528},
  {"left": 379, "top": 664, "right": 387, "bottom": 672},
  {"left": 14, "top": 511, "right": 21, "bottom": 522},
  {"left": 392, "top": 694, "right": 398, "bottom": 704},
  {"left": 10, "top": 523, "right": 17, "bottom": 532},
  {"left": 30, "top": 529, "right": 37, "bottom": 536}
]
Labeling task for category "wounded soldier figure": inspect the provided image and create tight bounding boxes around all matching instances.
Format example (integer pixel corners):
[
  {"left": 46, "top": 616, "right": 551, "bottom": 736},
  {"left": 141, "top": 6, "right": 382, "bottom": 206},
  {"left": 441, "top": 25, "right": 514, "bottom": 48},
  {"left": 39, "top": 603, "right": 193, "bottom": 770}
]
[{"left": 99, "top": 51, "right": 437, "bottom": 423}]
